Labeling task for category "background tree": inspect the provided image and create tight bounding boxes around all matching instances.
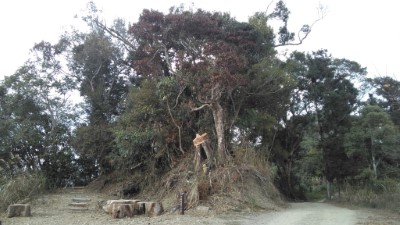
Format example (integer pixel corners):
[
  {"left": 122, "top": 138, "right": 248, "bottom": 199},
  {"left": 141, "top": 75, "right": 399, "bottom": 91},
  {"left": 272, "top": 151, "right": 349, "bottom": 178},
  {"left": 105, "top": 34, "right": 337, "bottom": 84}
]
[
  {"left": 370, "top": 76, "right": 400, "bottom": 126},
  {"left": 285, "top": 49, "right": 366, "bottom": 198},
  {"left": 0, "top": 41, "right": 79, "bottom": 186},
  {"left": 69, "top": 26, "right": 130, "bottom": 175},
  {"left": 345, "top": 105, "right": 400, "bottom": 179}
]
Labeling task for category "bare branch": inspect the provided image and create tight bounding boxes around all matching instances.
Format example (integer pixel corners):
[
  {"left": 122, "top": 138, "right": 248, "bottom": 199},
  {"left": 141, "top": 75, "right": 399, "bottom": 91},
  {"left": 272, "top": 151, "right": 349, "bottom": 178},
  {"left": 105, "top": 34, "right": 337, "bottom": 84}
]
[
  {"left": 266, "top": 0, "right": 275, "bottom": 14},
  {"left": 228, "top": 90, "right": 243, "bottom": 130},
  {"left": 94, "top": 20, "right": 136, "bottom": 50},
  {"left": 190, "top": 103, "right": 211, "bottom": 111},
  {"left": 89, "top": 63, "right": 103, "bottom": 92},
  {"left": 173, "top": 85, "right": 186, "bottom": 109},
  {"left": 160, "top": 43, "right": 175, "bottom": 74},
  {"left": 146, "top": 49, "right": 162, "bottom": 65},
  {"left": 274, "top": 3, "right": 327, "bottom": 47},
  {"left": 166, "top": 99, "right": 185, "bottom": 154}
]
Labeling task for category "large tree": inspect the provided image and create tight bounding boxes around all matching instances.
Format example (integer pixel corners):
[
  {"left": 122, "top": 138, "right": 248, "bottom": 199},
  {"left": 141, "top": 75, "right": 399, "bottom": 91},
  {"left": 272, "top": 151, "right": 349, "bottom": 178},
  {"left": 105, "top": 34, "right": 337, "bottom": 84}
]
[{"left": 127, "top": 3, "right": 302, "bottom": 164}]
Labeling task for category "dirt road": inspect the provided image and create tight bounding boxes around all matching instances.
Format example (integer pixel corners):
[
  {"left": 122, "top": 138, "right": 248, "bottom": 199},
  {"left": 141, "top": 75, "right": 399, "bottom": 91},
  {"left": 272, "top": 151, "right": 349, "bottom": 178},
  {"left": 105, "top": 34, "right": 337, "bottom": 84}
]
[
  {"left": 240, "top": 202, "right": 358, "bottom": 225},
  {"left": 238, "top": 202, "right": 400, "bottom": 225}
]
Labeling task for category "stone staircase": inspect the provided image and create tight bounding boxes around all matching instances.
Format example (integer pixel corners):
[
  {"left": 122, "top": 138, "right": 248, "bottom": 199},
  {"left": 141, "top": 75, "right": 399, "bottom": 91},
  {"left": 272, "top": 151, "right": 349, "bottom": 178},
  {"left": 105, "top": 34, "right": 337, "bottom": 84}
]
[
  {"left": 68, "top": 199, "right": 91, "bottom": 211},
  {"left": 65, "top": 186, "right": 92, "bottom": 212}
]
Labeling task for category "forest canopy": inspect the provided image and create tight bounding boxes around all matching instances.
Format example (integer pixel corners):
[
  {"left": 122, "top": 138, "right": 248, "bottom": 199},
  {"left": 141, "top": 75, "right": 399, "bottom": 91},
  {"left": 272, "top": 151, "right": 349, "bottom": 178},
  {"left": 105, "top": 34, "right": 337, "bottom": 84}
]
[{"left": 0, "top": 1, "right": 399, "bottom": 204}]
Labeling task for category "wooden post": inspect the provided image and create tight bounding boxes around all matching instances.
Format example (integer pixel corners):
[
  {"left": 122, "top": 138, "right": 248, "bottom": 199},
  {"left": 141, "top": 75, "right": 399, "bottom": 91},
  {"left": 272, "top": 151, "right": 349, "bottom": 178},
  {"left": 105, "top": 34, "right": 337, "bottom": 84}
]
[{"left": 180, "top": 192, "right": 186, "bottom": 215}]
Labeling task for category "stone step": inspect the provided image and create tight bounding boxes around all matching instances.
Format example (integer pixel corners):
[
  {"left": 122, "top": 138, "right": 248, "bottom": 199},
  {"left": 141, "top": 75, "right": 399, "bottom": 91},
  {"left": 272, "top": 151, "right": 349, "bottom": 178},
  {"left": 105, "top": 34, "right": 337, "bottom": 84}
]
[
  {"left": 68, "top": 186, "right": 85, "bottom": 193},
  {"left": 72, "top": 198, "right": 91, "bottom": 203},
  {"left": 68, "top": 207, "right": 89, "bottom": 212},
  {"left": 68, "top": 203, "right": 89, "bottom": 208},
  {"left": 72, "top": 186, "right": 85, "bottom": 189},
  {"left": 70, "top": 192, "right": 84, "bottom": 194}
]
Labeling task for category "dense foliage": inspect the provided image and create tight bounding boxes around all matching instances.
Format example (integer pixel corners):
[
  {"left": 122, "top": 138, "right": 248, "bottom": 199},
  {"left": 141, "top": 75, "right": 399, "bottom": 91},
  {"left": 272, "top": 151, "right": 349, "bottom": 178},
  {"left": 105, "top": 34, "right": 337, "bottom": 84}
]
[{"left": 0, "top": 1, "right": 399, "bottom": 205}]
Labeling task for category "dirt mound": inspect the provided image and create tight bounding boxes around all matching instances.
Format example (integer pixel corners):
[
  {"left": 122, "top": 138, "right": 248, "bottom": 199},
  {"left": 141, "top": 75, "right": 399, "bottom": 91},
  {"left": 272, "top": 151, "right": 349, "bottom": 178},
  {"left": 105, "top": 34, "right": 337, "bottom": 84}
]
[{"left": 87, "top": 148, "right": 284, "bottom": 214}]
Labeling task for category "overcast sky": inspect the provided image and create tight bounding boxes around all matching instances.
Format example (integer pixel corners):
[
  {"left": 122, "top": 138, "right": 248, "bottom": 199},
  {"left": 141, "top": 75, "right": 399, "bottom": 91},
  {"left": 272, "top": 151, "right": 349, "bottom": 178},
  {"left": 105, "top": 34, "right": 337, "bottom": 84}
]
[{"left": 1, "top": 0, "right": 399, "bottom": 82}]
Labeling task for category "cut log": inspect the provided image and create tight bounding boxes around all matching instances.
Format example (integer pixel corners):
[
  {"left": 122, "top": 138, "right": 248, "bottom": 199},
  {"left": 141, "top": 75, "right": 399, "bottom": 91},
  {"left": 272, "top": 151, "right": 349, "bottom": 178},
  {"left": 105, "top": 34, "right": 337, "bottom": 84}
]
[
  {"left": 143, "top": 202, "right": 164, "bottom": 217},
  {"left": 7, "top": 204, "right": 31, "bottom": 218},
  {"left": 102, "top": 199, "right": 140, "bottom": 214},
  {"left": 137, "top": 202, "right": 146, "bottom": 215}
]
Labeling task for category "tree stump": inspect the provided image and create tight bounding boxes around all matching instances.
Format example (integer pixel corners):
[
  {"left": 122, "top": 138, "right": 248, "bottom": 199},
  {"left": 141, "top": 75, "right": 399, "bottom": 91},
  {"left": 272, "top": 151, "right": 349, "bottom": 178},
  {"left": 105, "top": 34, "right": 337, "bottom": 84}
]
[
  {"left": 193, "top": 133, "right": 214, "bottom": 172},
  {"left": 7, "top": 204, "right": 31, "bottom": 218},
  {"left": 138, "top": 201, "right": 164, "bottom": 217},
  {"left": 111, "top": 204, "right": 135, "bottom": 218}
]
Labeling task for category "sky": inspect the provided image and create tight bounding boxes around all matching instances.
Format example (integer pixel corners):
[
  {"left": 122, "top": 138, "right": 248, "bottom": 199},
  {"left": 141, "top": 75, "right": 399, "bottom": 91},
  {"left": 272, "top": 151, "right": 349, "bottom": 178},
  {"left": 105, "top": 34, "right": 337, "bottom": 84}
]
[{"left": 0, "top": 0, "right": 399, "bottom": 82}]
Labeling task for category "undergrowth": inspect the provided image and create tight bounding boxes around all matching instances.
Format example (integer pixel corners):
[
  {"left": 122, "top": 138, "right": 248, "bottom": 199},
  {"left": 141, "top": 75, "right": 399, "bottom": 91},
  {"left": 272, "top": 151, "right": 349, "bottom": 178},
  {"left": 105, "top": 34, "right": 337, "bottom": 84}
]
[
  {"left": 341, "top": 178, "right": 400, "bottom": 211},
  {"left": 146, "top": 146, "right": 283, "bottom": 212},
  {"left": 88, "top": 146, "right": 284, "bottom": 213},
  {"left": 0, "top": 172, "right": 46, "bottom": 212}
]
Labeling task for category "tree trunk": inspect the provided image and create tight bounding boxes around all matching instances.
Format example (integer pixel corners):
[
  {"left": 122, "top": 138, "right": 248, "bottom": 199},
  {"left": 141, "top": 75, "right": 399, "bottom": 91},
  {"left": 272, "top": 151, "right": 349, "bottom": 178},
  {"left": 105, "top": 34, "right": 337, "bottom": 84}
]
[
  {"left": 194, "top": 145, "right": 201, "bottom": 171},
  {"left": 202, "top": 140, "right": 213, "bottom": 164},
  {"left": 326, "top": 179, "right": 332, "bottom": 200},
  {"left": 372, "top": 155, "right": 378, "bottom": 178},
  {"left": 211, "top": 101, "right": 226, "bottom": 164},
  {"left": 287, "top": 160, "right": 292, "bottom": 194}
]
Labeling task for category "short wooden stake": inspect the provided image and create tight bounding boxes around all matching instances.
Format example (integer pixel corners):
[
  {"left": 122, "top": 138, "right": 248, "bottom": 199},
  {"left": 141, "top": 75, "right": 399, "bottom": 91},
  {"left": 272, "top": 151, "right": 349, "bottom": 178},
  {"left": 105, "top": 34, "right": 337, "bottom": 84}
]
[{"left": 180, "top": 192, "right": 186, "bottom": 215}]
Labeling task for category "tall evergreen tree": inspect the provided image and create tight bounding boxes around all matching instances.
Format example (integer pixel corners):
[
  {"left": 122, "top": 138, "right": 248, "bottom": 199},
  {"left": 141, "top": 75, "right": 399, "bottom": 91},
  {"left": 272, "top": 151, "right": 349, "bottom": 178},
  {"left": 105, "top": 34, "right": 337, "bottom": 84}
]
[
  {"left": 345, "top": 105, "right": 400, "bottom": 179},
  {"left": 70, "top": 29, "right": 130, "bottom": 174},
  {"left": 286, "top": 50, "right": 366, "bottom": 198}
]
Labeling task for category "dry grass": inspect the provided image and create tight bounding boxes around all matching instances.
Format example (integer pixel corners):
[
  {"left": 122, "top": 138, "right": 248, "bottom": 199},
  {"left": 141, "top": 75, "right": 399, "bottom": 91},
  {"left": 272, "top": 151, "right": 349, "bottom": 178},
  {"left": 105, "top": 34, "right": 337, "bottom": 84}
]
[
  {"left": 341, "top": 179, "right": 400, "bottom": 212},
  {"left": 88, "top": 146, "right": 283, "bottom": 213},
  {"left": 0, "top": 172, "right": 46, "bottom": 212},
  {"left": 145, "top": 146, "right": 284, "bottom": 212}
]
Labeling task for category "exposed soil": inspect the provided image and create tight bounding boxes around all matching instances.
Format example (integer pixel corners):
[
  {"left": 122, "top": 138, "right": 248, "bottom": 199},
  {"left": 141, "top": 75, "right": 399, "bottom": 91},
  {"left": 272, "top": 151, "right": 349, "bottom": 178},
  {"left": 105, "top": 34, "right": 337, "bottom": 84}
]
[{"left": 0, "top": 187, "right": 258, "bottom": 225}]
